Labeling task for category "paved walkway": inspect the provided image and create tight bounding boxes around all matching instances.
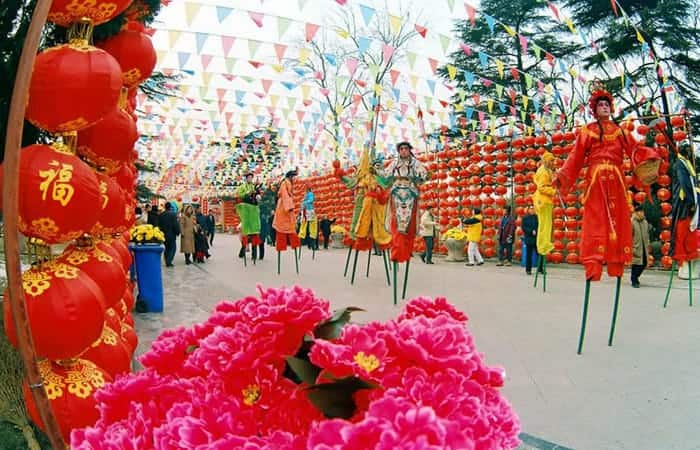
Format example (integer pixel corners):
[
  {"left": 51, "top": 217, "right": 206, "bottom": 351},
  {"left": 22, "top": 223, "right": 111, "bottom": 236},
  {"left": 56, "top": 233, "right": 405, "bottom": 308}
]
[{"left": 134, "top": 234, "right": 700, "bottom": 450}]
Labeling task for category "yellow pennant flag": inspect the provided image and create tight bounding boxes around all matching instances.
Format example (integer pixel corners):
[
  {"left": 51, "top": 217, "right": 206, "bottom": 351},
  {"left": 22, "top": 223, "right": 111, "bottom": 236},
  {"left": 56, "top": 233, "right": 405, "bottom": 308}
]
[
  {"left": 335, "top": 104, "right": 344, "bottom": 115},
  {"left": 447, "top": 64, "right": 457, "bottom": 80},
  {"left": 301, "top": 84, "right": 311, "bottom": 99},
  {"left": 522, "top": 95, "right": 529, "bottom": 110},
  {"left": 373, "top": 83, "right": 383, "bottom": 95},
  {"left": 565, "top": 18, "right": 576, "bottom": 34},
  {"left": 388, "top": 14, "right": 402, "bottom": 34},
  {"left": 335, "top": 27, "right": 349, "bottom": 39},
  {"left": 270, "top": 94, "right": 280, "bottom": 108},
  {"left": 496, "top": 59, "right": 504, "bottom": 78},
  {"left": 386, "top": 98, "right": 395, "bottom": 110},
  {"left": 636, "top": 30, "right": 645, "bottom": 43},
  {"left": 487, "top": 99, "right": 494, "bottom": 113},
  {"left": 184, "top": 2, "right": 201, "bottom": 26},
  {"left": 271, "top": 63, "right": 284, "bottom": 73},
  {"left": 409, "top": 74, "right": 419, "bottom": 89},
  {"left": 568, "top": 68, "right": 578, "bottom": 78},
  {"left": 299, "top": 47, "right": 310, "bottom": 64},
  {"left": 202, "top": 72, "right": 212, "bottom": 86},
  {"left": 168, "top": 30, "right": 181, "bottom": 47},
  {"left": 230, "top": 137, "right": 238, "bottom": 148},
  {"left": 454, "top": 102, "right": 464, "bottom": 111},
  {"left": 503, "top": 24, "right": 516, "bottom": 36}
]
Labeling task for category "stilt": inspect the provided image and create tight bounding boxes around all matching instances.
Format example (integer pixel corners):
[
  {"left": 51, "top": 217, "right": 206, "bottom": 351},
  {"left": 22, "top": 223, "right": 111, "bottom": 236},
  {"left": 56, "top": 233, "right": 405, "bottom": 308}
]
[
  {"left": 350, "top": 249, "right": 360, "bottom": 285},
  {"left": 608, "top": 277, "right": 622, "bottom": 346},
  {"left": 382, "top": 250, "right": 391, "bottom": 286},
  {"left": 294, "top": 248, "right": 299, "bottom": 274},
  {"left": 343, "top": 247, "right": 352, "bottom": 277},
  {"left": 277, "top": 251, "right": 281, "bottom": 275},
  {"left": 577, "top": 280, "right": 592, "bottom": 355},
  {"left": 534, "top": 255, "right": 542, "bottom": 288},
  {"left": 402, "top": 259, "right": 411, "bottom": 300},
  {"left": 243, "top": 246, "right": 247, "bottom": 267},
  {"left": 312, "top": 246, "right": 316, "bottom": 260},
  {"left": 393, "top": 261, "right": 398, "bottom": 306},
  {"left": 366, "top": 249, "right": 372, "bottom": 277},
  {"left": 689, "top": 260, "right": 693, "bottom": 307},
  {"left": 663, "top": 260, "right": 676, "bottom": 308},
  {"left": 542, "top": 257, "right": 547, "bottom": 293}
]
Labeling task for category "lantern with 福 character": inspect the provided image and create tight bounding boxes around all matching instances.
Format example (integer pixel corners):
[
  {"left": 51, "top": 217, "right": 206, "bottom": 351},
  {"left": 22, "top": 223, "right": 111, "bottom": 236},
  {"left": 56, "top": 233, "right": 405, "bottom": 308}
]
[
  {"left": 0, "top": 143, "right": 101, "bottom": 244},
  {"left": 2, "top": 261, "right": 106, "bottom": 360},
  {"left": 23, "top": 359, "right": 112, "bottom": 442}
]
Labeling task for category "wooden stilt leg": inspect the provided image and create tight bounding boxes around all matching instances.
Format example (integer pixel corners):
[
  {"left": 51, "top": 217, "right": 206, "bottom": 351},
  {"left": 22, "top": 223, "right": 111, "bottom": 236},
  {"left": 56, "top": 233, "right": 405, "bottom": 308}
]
[
  {"left": 243, "top": 245, "right": 247, "bottom": 267},
  {"left": 366, "top": 249, "right": 372, "bottom": 277},
  {"left": 689, "top": 261, "right": 693, "bottom": 307},
  {"left": 663, "top": 260, "right": 676, "bottom": 308},
  {"left": 350, "top": 249, "right": 360, "bottom": 285},
  {"left": 534, "top": 255, "right": 540, "bottom": 288},
  {"left": 542, "top": 257, "right": 547, "bottom": 293},
  {"left": 608, "top": 277, "right": 621, "bottom": 347},
  {"left": 402, "top": 259, "right": 411, "bottom": 300},
  {"left": 382, "top": 250, "right": 391, "bottom": 286},
  {"left": 277, "top": 251, "right": 281, "bottom": 275},
  {"left": 343, "top": 247, "right": 352, "bottom": 277},
  {"left": 577, "top": 280, "right": 592, "bottom": 355},
  {"left": 393, "top": 261, "right": 398, "bottom": 305},
  {"left": 294, "top": 248, "right": 299, "bottom": 274}
]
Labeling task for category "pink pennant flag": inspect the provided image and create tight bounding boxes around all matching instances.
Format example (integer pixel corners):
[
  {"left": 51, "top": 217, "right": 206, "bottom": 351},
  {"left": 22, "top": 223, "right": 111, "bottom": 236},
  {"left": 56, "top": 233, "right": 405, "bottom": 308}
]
[
  {"left": 254, "top": 92, "right": 265, "bottom": 99},
  {"left": 546, "top": 1, "right": 561, "bottom": 21},
  {"left": 225, "top": 112, "right": 233, "bottom": 123},
  {"left": 346, "top": 57, "right": 358, "bottom": 76},
  {"left": 216, "top": 88, "right": 226, "bottom": 99},
  {"left": 305, "top": 23, "right": 320, "bottom": 42},
  {"left": 482, "top": 78, "right": 492, "bottom": 87},
  {"left": 460, "top": 42, "right": 471, "bottom": 56},
  {"left": 221, "top": 36, "right": 235, "bottom": 56},
  {"left": 248, "top": 60, "right": 263, "bottom": 69},
  {"left": 519, "top": 35, "right": 528, "bottom": 53},
  {"left": 273, "top": 43, "right": 287, "bottom": 61},
  {"left": 400, "top": 103, "right": 408, "bottom": 114},
  {"left": 218, "top": 101, "right": 226, "bottom": 112},
  {"left": 415, "top": 24, "right": 427, "bottom": 38},
  {"left": 201, "top": 54, "right": 213, "bottom": 69},
  {"left": 222, "top": 74, "right": 235, "bottom": 81},
  {"left": 296, "top": 110, "right": 305, "bottom": 122},
  {"left": 428, "top": 57, "right": 438, "bottom": 74},
  {"left": 390, "top": 69, "right": 400, "bottom": 86},
  {"left": 352, "top": 94, "right": 362, "bottom": 104},
  {"left": 320, "top": 88, "right": 330, "bottom": 96},
  {"left": 249, "top": 11, "right": 264, "bottom": 27},
  {"left": 335, "top": 0, "right": 347, "bottom": 4},
  {"left": 382, "top": 44, "right": 395, "bottom": 64},
  {"left": 510, "top": 68, "right": 520, "bottom": 80},
  {"left": 464, "top": 3, "right": 476, "bottom": 27},
  {"left": 261, "top": 79, "right": 272, "bottom": 93},
  {"left": 409, "top": 92, "right": 417, "bottom": 103}
]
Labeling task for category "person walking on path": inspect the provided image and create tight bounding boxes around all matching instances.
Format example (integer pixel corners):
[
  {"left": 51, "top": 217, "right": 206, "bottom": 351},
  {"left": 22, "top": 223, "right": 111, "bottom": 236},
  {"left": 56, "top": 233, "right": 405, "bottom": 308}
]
[
  {"left": 319, "top": 216, "right": 336, "bottom": 249},
  {"left": 419, "top": 204, "right": 436, "bottom": 264},
  {"left": 158, "top": 202, "right": 180, "bottom": 267},
  {"left": 631, "top": 205, "right": 651, "bottom": 288},
  {"left": 463, "top": 208, "right": 484, "bottom": 266},
  {"left": 179, "top": 204, "right": 197, "bottom": 265},
  {"left": 496, "top": 206, "right": 516, "bottom": 266},
  {"left": 206, "top": 211, "right": 216, "bottom": 246},
  {"left": 521, "top": 206, "right": 539, "bottom": 275}
]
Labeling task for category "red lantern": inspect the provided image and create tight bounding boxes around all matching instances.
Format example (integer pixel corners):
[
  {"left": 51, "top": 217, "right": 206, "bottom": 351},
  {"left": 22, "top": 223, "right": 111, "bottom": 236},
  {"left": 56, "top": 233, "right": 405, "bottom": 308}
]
[
  {"left": 660, "top": 230, "right": 671, "bottom": 241},
  {"left": 548, "top": 251, "right": 564, "bottom": 263},
  {"left": 99, "top": 28, "right": 157, "bottom": 88},
  {"left": 566, "top": 253, "right": 579, "bottom": 264},
  {"left": 566, "top": 241, "right": 578, "bottom": 253},
  {"left": 636, "top": 124, "right": 649, "bottom": 135},
  {"left": 24, "top": 359, "right": 112, "bottom": 442},
  {"left": 48, "top": 0, "right": 132, "bottom": 26},
  {"left": 657, "top": 174, "right": 671, "bottom": 187},
  {"left": 3, "top": 261, "right": 105, "bottom": 360},
  {"left": 81, "top": 323, "right": 132, "bottom": 378},
  {"left": 77, "top": 108, "right": 138, "bottom": 173},
  {"left": 660, "top": 216, "right": 672, "bottom": 229},
  {"left": 26, "top": 43, "right": 122, "bottom": 133},
  {"left": 121, "top": 322, "right": 139, "bottom": 354},
  {"left": 553, "top": 230, "right": 565, "bottom": 240},
  {"left": 660, "top": 202, "right": 672, "bottom": 216},
  {"left": 483, "top": 246, "right": 496, "bottom": 258},
  {"left": 91, "top": 173, "right": 129, "bottom": 236},
  {"left": 656, "top": 188, "right": 671, "bottom": 202},
  {"left": 0, "top": 144, "right": 101, "bottom": 243},
  {"left": 553, "top": 218, "right": 565, "bottom": 229},
  {"left": 661, "top": 255, "right": 673, "bottom": 269},
  {"left": 113, "top": 163, "right": 136, "bottom": 192},
  {"left": 59, "top": 244, "right": 127, "bottom": 309}
]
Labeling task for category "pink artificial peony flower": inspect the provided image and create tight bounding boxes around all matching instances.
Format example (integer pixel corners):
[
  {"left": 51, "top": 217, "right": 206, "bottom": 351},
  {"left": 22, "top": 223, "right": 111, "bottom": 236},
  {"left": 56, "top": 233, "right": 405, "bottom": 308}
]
[{"left": 398, "top": 296, "right": 469, "bottom": 323}]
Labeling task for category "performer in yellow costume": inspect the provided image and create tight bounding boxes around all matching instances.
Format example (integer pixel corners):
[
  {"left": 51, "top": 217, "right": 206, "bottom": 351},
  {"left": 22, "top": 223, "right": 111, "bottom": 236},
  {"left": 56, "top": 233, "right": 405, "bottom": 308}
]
[{"left": 533, "top": 151, "right": 556, "bottom": 257}]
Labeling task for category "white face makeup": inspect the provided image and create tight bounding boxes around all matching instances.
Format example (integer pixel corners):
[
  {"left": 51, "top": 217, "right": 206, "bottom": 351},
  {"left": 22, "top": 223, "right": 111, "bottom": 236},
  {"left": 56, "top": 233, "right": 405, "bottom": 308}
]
[{"left": 596, "top": 100, "right": 611, "bottom": 119}]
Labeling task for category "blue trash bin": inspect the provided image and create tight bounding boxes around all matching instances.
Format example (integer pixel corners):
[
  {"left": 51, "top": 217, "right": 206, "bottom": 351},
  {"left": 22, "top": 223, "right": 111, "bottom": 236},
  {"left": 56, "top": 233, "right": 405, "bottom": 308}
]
[
  {"left": 129, "top": 243, "right": 165, "bottom": 312},
  {"left": 520, "top": 241, "right": 539, "bottom": 268}
]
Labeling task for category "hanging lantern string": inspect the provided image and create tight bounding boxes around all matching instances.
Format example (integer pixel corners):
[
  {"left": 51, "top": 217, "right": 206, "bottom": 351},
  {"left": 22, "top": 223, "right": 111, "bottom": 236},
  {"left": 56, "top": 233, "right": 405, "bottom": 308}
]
[{"left": 67, "top": 18, "right": 94, "bottom": 46}]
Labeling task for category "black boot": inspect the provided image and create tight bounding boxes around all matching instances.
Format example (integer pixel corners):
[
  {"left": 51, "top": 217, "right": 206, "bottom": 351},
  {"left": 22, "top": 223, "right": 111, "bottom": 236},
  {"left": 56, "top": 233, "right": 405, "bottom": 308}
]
[
  {"left": 258, "top": 243, "right": 265, "bottom": 260},
  {"left": 185, "top": 254, "right": 191, "bottom": 265},
  {"left": 239, "top": 246, "right": 245, "bottom": 258}
]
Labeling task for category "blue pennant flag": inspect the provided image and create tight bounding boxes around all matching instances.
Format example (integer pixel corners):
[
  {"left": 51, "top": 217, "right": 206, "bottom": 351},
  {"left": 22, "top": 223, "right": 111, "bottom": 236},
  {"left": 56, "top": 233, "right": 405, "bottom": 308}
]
[
  {"left": 499, "top": 102, "right": 506, "bottom": 113},
  {"left": 559, "top": 60, "right": 567, "bottom": 73},
  {"left": 178, "top": 52, "right": 190, "bottom": 68},
  {"left": 465, "top": 107, "right": 474, "bottom": 121},
  {"left": 323, "top": 53, "right": 337, "bottom": 66},
  {"left": 303, "top": 121, "right": 311, "bottom": 131},
  {"left": 532, "top": 99, "right": 540, "bottom": 113},
  {"left": 312, "top": 112, "right": 321, "bottom": 123},
  {"left": 257, "top": 115, "right": 266, "bottom": 124},
  {"left": 484, "top": 14, "right": 496, "bottom": 33},
  {"left": 216, "top": 6, "right": 233, "bottom": 23},
  {"left": 464, "top": 70, "right": 475, "bottom": 87},
  {"left": 478, "top": 52, "right": 488, "bottom": 69},
  {"left": 358, "top": 36, "right": 371, "bottom": 55},
  {"left": 293, "top": 67, "right": 307, "bottom": 77},
  {"left": 392, "top": 88, "right": 401, "bottom": 100},
  {"left": 319, "top": 103, "right": 329, "bottom": 114},
  {"left": 359, "top": 4, "right": 375, "bottom": 25},
  {"left": 426, "top": 79, "right": 436, "bottom": 95},
  {"left": 281, "top": 81, "right": 296, "bottom": 90},
  {"left": 449, "top": 112, "right": 456, "bottom": 128},
  {"left": 235, "top": 90, "right": 246, "bottom": 103},
  {"left": 212, "top": 121, "right": 221, "bottom": 131},
  {"left": 195, "top": 33, "right": 208, "bottom": 53}
]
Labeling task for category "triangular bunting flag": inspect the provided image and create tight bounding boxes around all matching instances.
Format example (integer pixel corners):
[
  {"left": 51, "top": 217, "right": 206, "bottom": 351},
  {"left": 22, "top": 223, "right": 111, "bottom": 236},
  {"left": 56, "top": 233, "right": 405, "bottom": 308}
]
[
  {"left": 427, "top": 57, "right": 438, "bottom": 74},
  {"left": 249, "top": 11, "right": 264, "bottom": 28},
  {"left": 305, "top": 23, "right": 320, "bottom": 42},
  {"left": 277, "top": 16, "right": 292, "bottom": 38},
  {"left": 273, "top": 43, "right": 287, "bottom": 61},
  {"left": 390, "top": 69, "right": 400, "bottom": 86},
  {"left": 439, "top": 34, "right": 450, "bottom": 54},
  {"left": 388, "top": 14, "right": 402, "bottom": 34},
  {"left": 221, "top": 36, "right": 235, "bottom": 56},
  {"left": 184, "top": 2, "right": 201, "bottom": 26},
  {"left": 216, "top": 6, "right": 233, "bottom": 23},
  {"left": 415, "top": 24, "right": 427, "bottom": 38},
  {"left": 248, "top": 39, "right": 261, "bottom": 58},
  {"left": 359, "top": 4, "right": 375, "bottom": 25}
]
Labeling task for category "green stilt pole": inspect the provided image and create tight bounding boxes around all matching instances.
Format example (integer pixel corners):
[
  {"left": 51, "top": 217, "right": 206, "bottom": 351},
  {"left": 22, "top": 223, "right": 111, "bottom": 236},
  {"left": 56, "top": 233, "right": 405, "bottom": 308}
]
[
  {"left": 577, "top": 280, "right": 592, "bottom": 355},
  {"left": 688, "top": 261, "right": 693, "bottom": 307},
  {"left": 294, "top": 248, "right": 299, "bottom": 274},
  {"left": 393, "top": 261, "right": 398, "bottom": 306},
  {"left": 343, "top": 247, "right": 352, "bottom": 277},
  {"left": 534, "top": 254, "right": 541, "bottom": 288},
  {"left": 663, "top": 260, "right": 676, "bottom": 308},
  {"left": 366, "top": 249, "right": 372, "bottom": 277},
  {"left": 402, "top": 260, "right": 411, "bottom": 300},
  {"left": 277, "top": 251, "right": 281, "bottom": 275},
  {"left": 542, "top": 257, "right": 547, "bottom": 293},
  {"left": 608, "top": 277, "right": 622, "bottom": 347},
  {"left": 350, "top": 249, "right": 360, "bottom": 285},
  {"left": 382, "top": 250, "right": 391, "bottom": 286},
  {"left": 243, "top": 246, "right": 247, "bottom": 267}
]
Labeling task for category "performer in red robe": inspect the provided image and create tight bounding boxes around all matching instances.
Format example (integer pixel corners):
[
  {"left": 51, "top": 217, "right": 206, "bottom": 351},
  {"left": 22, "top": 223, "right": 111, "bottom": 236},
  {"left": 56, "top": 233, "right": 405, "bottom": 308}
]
[{"left": 554, "top": 88, "right": 639, "bottom": 281}]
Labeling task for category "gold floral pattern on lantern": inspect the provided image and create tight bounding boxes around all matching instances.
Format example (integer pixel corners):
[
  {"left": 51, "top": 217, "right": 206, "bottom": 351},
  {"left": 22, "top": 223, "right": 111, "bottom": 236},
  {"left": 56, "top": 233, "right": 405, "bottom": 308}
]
[
  {"left": 22, "top": 271, "right": 52, "bottom": 297},
  {"left": 39, "top": 360, "right": 66, "bottom": 400},
  {"left": 57, "top": 231, "right": 84, "bottom": 242},
  {"left": 65, "top": 361, "right": 107, "bottom": 399},
  {"left": 122, "top": 68, "right": 143, "bottom": 86},
  {"left": 65, "top": 249, "right": 90, "bottom": 266},
  {"left": 50, "top": 262, "right": 79, "bottom": 280},
  {"left": 93, "top": 247, "right": 113, "bottom": 263},
  {"left": 56, "top": 117, "right": 89, "bottom": 133},
  {"left": 90, "top": 324, "right": 119, "bottom": 348},
  {"left": 30, "top": 217, "right": 59, "bottom": 238}
]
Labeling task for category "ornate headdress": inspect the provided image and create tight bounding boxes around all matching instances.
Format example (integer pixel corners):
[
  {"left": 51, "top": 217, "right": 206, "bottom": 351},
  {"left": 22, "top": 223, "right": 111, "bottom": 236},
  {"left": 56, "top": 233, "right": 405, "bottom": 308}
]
[
  {"left": 588, "top": 80, "right": 614, "bottom": 117},
  {"left": 284, "top": 168, "right": 298, "bottom": 178}
]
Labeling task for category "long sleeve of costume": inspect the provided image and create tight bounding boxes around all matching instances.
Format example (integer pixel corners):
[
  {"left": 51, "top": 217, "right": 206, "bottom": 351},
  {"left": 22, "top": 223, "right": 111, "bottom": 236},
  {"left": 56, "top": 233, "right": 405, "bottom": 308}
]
[
  {"left": 272, "top": 179, "right": 296, "bottom": 234},
  {"left": 670, "top": 155, "right": 699, "bottom": 262}
]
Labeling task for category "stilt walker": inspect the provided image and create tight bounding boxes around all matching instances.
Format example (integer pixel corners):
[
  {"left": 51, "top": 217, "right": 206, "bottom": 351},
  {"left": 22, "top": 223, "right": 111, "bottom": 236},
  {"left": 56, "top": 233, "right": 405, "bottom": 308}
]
[
  {"left": 235, "top": 173, "right": 263, "bottom": 265},
  {"left": 554, "top": 82, "right": 660, "bottom": 353},
  {"left": 272, "top": 169, "right": 301, "bottom": 274},
  {"left": 386, "top": 141, "right": 428, "bottom": 304},
  {"left": 665, "top": 142, "right": 699, "bottom": 307},
  {"left": 333, "top": 150, "right": 392, "bottom": 285},
  {"left": 533, "top": 151, "right": 556, "bottom": 291}
]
